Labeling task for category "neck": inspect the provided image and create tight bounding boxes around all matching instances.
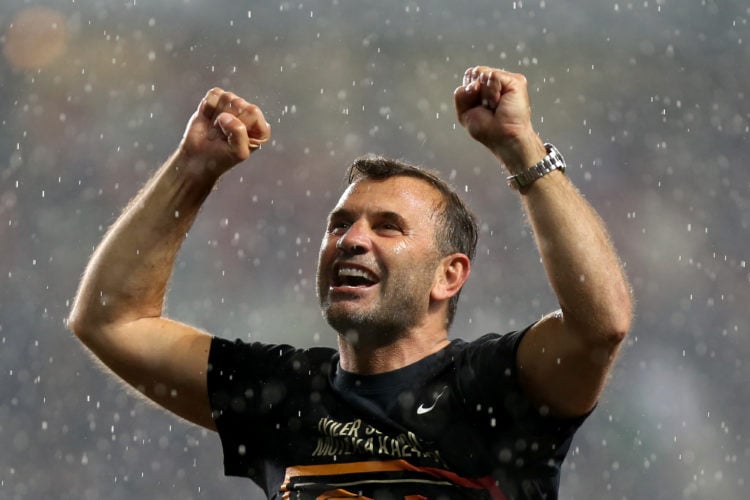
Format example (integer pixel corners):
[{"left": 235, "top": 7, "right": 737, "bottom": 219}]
[{"left": 337, "top": 323, "right": 450, "bottom": 374}]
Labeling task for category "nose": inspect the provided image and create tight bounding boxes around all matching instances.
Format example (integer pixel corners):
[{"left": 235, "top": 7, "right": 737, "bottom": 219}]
[{"left": 335, "top": 222, "right": 370, "bottom": 254}]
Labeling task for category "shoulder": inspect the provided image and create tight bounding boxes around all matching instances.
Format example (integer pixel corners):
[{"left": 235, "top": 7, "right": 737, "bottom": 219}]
[
  {"left": 451, "top": 326, "right": 532, "bottom": 367},
  {"left": 209, "top": 337, "right": 337, "bottom": 380},
  {"left": 208, "top": 338, "right": 338, "bottom": 419},
  {"left": 447, "top": 326, "right": 536, "bottom": 408}
]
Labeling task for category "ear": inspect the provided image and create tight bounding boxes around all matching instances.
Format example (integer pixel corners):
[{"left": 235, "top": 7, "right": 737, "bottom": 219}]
[{"left": 430, "top": 253, "right": 471, "bottom": 302}]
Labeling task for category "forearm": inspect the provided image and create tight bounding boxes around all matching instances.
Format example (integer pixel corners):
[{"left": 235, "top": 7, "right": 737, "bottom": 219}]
[
  {"left": 69, "top": 151, "right": 219, "bottom": 335},
  {"left": 457, "top": 66, "right": 630, "bottom": 415},
  {"left": 521, "top": 170, "right": 632, "bottom": 342}
]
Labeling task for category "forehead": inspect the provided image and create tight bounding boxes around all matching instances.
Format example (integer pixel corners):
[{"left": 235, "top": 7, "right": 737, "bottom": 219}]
[{"left": 332, "top": 176, "right": 443, "bottom": 215}]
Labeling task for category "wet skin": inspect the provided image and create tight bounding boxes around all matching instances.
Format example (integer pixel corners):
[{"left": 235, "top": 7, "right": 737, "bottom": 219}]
[{"left": 316, "top": 176, "right": 446, "bottom": 347}]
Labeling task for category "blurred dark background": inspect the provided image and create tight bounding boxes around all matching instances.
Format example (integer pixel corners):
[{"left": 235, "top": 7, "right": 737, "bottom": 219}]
[{"left": 1, "top": 1, "right": 748, "bottom": 498}]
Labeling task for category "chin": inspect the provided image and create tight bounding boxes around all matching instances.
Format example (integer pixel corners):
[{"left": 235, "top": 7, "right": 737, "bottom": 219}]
[
  {"left": 322, "top": 304, "right": 369, "bottom": 333},
  {"left": 323, "top": 306, "right": 414, "bottom": 347}
]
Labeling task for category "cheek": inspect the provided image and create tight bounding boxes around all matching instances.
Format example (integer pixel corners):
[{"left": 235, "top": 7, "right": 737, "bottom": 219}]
[
  {"left": 317, "top": 238, "right": 336, "bottom": 268},
  {"left": 318, "top": 234, "right": 333, "bottom": 254},
  {"left": 392, "top": 240, "right": 408, "bottom": 254}
]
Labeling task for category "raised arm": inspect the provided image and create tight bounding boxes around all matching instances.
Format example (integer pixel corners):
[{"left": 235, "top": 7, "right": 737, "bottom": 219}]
[
  {"left": 455, "top": 66, "right": 632, "bottom": 417},
  {"left": 68, "top": 89, "right": 271, "bottom": 429}
]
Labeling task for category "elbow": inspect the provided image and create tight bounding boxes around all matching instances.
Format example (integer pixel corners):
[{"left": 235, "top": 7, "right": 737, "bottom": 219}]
[
  {"left": 67, "top": 297, "right": 106, "bottom": 343},
  {"left": 574, "top": 312, "right": 631, "bottom": 348},
  {"left": 565, "top": 289, "right": 633, "bottom": 347},
  {"left": 67, "top": 307, "right": 114, "bottom": 353},
  {"left": 67, "top": 284, "right": 96, "bottom": 340},
  {"left": 605, "top": 311, "right": 631, "bottom": 345},
  {"left": 67, "top": 289, "right": 119, "bottom": 341},
  {"left": 601, "top": 289, "right": 634, "bottom": 345},
  {"left": 67, "top": 305, "right": 92, "bottom": 342},
  {"left": 67, "top": 293, "right": 159, "bottom": 344}
]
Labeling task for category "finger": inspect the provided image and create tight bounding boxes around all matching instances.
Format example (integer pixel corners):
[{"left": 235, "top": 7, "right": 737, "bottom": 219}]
[
  {"left": 453, "top": 80, "right": 481, "bottom": 123},
  {"left": 486, "top": 69, "right": 527, "bottom": 98},
  {"left": 216, "top": 101, "right": 271, "bottom": 152},
  {"left": 479, "top": 68, "right": 528, "bottom": 110},
  {"left": 232, "top": 100, "right": 271, "bottom": 145},
  {"left": 480, "top": 70, "right": 503, "bottom": 110},
  {"left": 199, "top": 87, "right": 225, "bottom": 120},
  {"left": 210, "top": 91, "right": 241, "bottom": 124},
  {"left": 463, "top": 65, "right": 484, "bottom": 87},
  {"left": 463, "top": 67, "right": 501, "bottom": 108},
  {"left": 207, "top": 92, "right": 271, "bottom": 144},
  {"left": 462, "top": 67, "right": 473, "bottom": 87},
  {"left": 456, "top": 66, "right": 501, "bottom": 116},
  {"left": 216, "top": 112, "right": 251, "bottom": 160}
]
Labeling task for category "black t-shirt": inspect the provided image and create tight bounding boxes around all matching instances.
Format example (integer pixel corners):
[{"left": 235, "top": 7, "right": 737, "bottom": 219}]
[{"left": 207, "top": 329, "right": 589, "bottom": 499}]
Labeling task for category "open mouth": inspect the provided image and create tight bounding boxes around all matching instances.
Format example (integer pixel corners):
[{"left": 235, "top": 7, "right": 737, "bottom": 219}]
[{"left": 332, "top": 265, "right": 379, "bottom": 289}]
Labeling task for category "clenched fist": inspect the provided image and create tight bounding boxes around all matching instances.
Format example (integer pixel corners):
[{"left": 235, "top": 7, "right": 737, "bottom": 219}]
[
  {"left": 454, "top": 66, "right": 546, "bottom": 174},
  {"left": 178, "top": 88, "right": 271, "bottom": 176}
]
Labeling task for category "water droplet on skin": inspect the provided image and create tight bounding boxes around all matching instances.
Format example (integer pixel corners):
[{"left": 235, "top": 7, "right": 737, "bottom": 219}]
[{"left": 393, "top": 241, "right": 407, "bottom": 254}]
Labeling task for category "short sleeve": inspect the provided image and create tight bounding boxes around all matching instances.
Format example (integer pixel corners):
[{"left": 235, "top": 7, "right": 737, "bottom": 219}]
[
  {"left": 208, "top": 337, "right": 308, "bottom": 480},
  {"left": 207, "top": 337, "right": 336, "bottom": 482},
  {"left": 459, "top": 328, "right": 588, "bottom": 481}
]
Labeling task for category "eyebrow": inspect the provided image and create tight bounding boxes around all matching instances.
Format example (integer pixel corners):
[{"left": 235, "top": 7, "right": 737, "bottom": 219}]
[
  {"left": 326, "top": 208, "right": 352, "bottom": 223},
  {"left": 327, "top": 208, "right": 409, "bottom": 228}
]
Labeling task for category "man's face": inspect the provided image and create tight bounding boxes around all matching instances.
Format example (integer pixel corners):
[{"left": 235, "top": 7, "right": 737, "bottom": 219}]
[{"left": 316, "top": 176, "right": 444, "bottom": 343}]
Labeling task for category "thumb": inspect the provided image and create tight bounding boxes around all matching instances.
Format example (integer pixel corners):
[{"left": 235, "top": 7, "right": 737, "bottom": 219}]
[
  {"left": 454, "top": 81, "right": 481, "bottom": 125},
  {"left": 216, "top": 112, "right": 251, "bottom": 160}
]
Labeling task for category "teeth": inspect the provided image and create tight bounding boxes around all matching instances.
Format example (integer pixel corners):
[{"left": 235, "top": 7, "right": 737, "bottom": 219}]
[{"left": 338, "top": 266, "right": 377, "bottom": 282}]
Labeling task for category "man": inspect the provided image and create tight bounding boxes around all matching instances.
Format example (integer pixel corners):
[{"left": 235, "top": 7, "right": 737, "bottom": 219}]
[{"left": 69, "top": 66, "right": 632, "bottom": 499}]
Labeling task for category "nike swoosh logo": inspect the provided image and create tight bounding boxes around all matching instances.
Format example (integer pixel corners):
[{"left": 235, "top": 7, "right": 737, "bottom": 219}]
[{"left": 416, "top": 386, "right": 448, "bottom": 415}]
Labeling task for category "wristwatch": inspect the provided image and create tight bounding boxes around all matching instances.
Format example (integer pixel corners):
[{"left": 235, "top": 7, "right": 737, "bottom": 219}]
[{"left": 506, "top": 143, "right": 566, "bottom": 191}]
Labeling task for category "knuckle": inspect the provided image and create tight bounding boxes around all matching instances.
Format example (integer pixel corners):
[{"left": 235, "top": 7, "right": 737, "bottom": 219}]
[
  {"left": 244, "top": 103, "right": 261, "bottom": 115},
  {"left": 206, "top": 87, "right": 223, "bottom": 98},
  {"left": 214, "top": 92, "right": 235, "bottom": 110}
]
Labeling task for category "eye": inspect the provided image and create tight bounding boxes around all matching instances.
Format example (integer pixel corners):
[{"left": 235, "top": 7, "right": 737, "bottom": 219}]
[
  {"left": 327, "top": 220, "right": 350, "bottom": 235},
  {"left": 377, "top": 222, "right": 403, "bottom": 234}
]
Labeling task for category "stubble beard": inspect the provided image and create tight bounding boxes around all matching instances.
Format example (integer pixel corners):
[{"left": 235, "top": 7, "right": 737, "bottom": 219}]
[
  {"left": 318, "top": 270, "right": 434, "bottom": 349},
  {"left": 323, "top": 293, "right": 421, "bottom": 348}
]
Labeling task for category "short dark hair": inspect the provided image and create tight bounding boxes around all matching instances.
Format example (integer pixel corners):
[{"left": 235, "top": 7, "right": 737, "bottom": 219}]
[{"left": 345, "top": 155, "right": 478, "bottom": 328}]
